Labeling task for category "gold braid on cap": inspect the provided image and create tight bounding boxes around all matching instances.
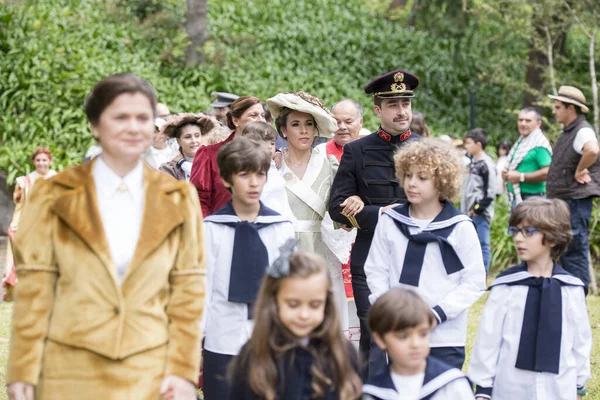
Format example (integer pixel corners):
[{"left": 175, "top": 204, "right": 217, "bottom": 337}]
[{"left": 283, "top": 91, "right": 334, "bottom": 118}]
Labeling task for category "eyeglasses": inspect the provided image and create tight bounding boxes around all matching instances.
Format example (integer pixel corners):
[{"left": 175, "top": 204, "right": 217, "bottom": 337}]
[{"left": 507, "top": 226, "right": 540, "bottom": 238}]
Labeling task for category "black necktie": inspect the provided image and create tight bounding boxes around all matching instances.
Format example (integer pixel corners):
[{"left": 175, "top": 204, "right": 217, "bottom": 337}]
[
  {"left": 393, "top": 221, "right": 464, "bottom": 286},
  {"left": 224, "top": 221, "right": 270, "bottom": 319},
  {"left": 509, "top": 276, "right": 563, "bottom": 374}
]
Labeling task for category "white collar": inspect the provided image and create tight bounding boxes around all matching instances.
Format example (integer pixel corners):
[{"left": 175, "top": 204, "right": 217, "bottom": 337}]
[{"left": 93, "top": 156, "right": 144, "bottom": 202}]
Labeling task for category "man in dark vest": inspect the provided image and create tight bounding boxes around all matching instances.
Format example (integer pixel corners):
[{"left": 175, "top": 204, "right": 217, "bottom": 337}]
[
  {"left": 547, "top": 85, "right": 600, "bottom": 294},
  {"left": 329, "top": 70, "right": 420, "bottom": 378}
]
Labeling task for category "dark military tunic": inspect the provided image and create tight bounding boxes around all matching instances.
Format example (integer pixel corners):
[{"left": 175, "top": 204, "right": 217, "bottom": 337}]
[{"left": 329, "top": 127, "right": 419, "bottom": 271}]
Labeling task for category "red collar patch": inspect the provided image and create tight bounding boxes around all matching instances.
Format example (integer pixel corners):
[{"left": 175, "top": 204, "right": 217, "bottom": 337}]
[
  {"left": 400, "top": 130, "right": 411, "bottom": 141},
  {"left": 377, "top": 128, "right": 391, "bottom": 142},
  {"left": 377, "top": 128, "right": 411, "bottom": 142}
]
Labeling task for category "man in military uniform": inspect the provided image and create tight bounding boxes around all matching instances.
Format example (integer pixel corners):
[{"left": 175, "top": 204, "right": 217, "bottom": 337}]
[
  {"left": 329, "top": 69, "right": 420, "bottom": 378},
  {"left": 209, "top": 91, "right": 239, "bottom": 125}
]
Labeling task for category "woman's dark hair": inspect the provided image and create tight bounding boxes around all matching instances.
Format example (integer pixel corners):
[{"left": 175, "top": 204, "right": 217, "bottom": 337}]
[
  {"left": 85, "top": 73, "right": 157, "bottom": 126},
  {"left": 497, "top": 140, "right": 510, "bottom": 154},
  {"left": 226, "top": 96, "right": 262, "bottom": 130},
  {"left": 410, "top": 111, "right": 430, "bottom": 137}
]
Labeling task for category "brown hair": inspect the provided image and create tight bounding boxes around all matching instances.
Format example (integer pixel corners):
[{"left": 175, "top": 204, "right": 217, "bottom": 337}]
[
  {"left": 243, "top": 121, "right": 278, "bottom": 142},
  {"left": 369, "top": 288, "right": 435, "bottom": 337},
  {"left": 230, "top": 251, "right": 362, "bottom": 400},
  {"left": 216, "top": 137, "right": 271, "bottom": 185},
  {"left": 394, "top": 138, "right": 465, "bottom": 201},
  {"left": 274, "top": 107, "right": 317, "bottom": 139},
  {"left": 85, "top": 73, "right": 157, "bottom": 126},
  {"left": 226, "top": 96, "right": 262, "bottom": 130},
  {"left": 32, "top": 147, "right": 52, "bottom": 162},
  {"left": 410, "top": 111, "right": 430, "bottom": 137},
  {"left": 509, "top": 198, "right": 572, "bottom": 259}
]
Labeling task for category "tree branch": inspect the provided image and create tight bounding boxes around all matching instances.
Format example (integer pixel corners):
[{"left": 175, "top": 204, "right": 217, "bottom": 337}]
[{"left": 563, "top": 0, "right": 592, "bottom": 39}]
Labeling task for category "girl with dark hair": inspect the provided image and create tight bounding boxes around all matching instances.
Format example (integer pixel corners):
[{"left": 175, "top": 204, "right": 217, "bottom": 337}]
[
  {"left": 2, "top": 147, "right": 56, "bottom": 301},
  {"left": 6, "top": 73, "right": 205, "bottom": 400},
  {"left": 229, "top": 243, "right": 362, "bottom": 400},
  {"left": 496, "top": 140, "right": 510, "bottom": 196},
  {"left": 190, "top": 96, "right": 266, "bottom": 216},
  {"left": 158, "top": 113, "right": 218, "bottom": 181}
]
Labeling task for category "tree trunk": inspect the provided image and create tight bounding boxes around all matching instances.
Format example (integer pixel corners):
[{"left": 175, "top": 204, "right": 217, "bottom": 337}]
[
  {"left": 523, "top": 36, "right": 547, "bottom": 108},
  {"left": 185, "top": 0, "right": 208, "bottom": 66}
]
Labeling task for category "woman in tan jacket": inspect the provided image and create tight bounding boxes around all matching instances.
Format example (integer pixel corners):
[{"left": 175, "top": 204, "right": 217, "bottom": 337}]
[{"left": 6, "top": 73, "right": 205, "bottom": 400}]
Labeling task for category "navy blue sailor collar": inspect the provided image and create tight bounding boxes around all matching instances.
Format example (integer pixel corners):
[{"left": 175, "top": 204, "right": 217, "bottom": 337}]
[
  {"left": 204, "top": 200, "right": 290, "bottom": 225},
  {"left": 490, "top": 262, "right": 585, "bottom": 289},
  {"left": 362, "top": 356, "right": 466, "bottom": 400},
  {"left": 385, "top": 200, "right": 471, "bottom": 231}
]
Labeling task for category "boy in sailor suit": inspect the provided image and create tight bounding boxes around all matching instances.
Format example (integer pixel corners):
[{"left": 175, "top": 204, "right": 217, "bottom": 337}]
[
  {"left": 201, "top": 137, "right": 295, "bottom": 399},
  {"left": 362, "top": 288, "right": 474, "bottom": 400},
  {"left": 364, "top": 138, "right": 486, "bottom": 370},
  {"left": 468, "top": 198, "right": 591, "bottom": 400}
]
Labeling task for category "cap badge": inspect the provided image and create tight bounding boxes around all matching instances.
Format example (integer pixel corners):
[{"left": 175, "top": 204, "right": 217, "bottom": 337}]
[
  {"left": 394, "top": 72, "right": 404, "bottom": 83},
  {"left": 391, "top": 83, "right": 407, "bottom": 93}
]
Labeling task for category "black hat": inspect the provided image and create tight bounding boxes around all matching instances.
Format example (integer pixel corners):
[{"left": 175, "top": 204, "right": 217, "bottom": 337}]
[
  {"left": 364, "top": 70, "right": 419, "bottom": 98},
  {"left": 210, "top": 92, "right": 239, "bottom": 108}
]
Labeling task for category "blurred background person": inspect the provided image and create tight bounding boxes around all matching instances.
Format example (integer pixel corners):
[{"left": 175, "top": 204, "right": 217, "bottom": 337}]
[
  {"left": 410, "top": 111, "right": 430, "bottom": 137},
  {"left": 2, "top": 147, "right": 57, "bottom": 301},
  {"left": 159, "top": 113, "right": 217, "bottom": 181},
  {"left": 142, "top": 116, "right": 178, "bottom": 170},
  {"left": 316, "top": 99, "right": 363, "bottom": 161},
  {"left": 210, "top": 91, "right": 238, "bottom": 126},
  {"left": 190, "top": 95, "right": 266, "bottom": 216},
  {"left": 496, "top": 140, "right": 510, "bottom": 197}
]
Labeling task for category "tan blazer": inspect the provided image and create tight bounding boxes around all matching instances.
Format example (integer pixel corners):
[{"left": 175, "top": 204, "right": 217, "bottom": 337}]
[{"left": 7, "top": 160, "right": 206, "bottom": 385}]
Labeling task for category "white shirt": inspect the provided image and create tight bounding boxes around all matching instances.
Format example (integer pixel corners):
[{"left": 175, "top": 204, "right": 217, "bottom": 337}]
[
  {"left": 573, "top": 127, "right": 598, "bottom": 154},
  {"left": 364, "top": 210, "right": 486, "bottom": 348},
  {"left": 260, "top": 161, "right": 295, "bottom": 221},
  {"left": 202, "top": 216, "right": 295, "bottom": 355},
  {"left": 468, "top": 283, "right": 591, "bottom": 400},
  {"left": 142, "top": 145, "right": 178, "bottom": 170},
  {"left": 391, "top": 372, "right": 423, "bottom": 400},
  {"left": 93, "top": 157, "right": 145, "bottom": 284}
]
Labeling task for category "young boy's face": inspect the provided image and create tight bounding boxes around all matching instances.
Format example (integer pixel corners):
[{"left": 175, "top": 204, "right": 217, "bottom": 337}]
[
  {"left": 224, "top": 170, "right": 267, "bottom": 207},
  {"left": 373, "top": 322, "right": 431, "bottom": 375},
  {"left": 463, "top": 137, "right": 480, "bottom": 156},
  {"left": 267, "top": 139, "right": 277, "bottom": 158},
  {"left": 511, "top": 221, "right": 554, "bottom": 262},
  {"left": 403, "top": 166, "right": 439, "bottom": 206}
]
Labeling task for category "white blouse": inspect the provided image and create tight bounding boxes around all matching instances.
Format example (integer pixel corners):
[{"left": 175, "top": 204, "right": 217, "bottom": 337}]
[{"left": 93, "top": 157, "right": 145, "bottom": 284}]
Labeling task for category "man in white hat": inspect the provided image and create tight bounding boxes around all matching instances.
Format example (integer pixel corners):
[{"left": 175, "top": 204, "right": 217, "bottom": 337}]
[{"left": 547, "top": 85, "right": 600, "bottom": 294}]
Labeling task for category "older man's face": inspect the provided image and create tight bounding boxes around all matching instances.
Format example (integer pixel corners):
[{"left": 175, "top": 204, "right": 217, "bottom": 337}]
[
  {"left": 517, "top": 111, "right": 541, "bottom": 137},
  {"left": 332, "top": 101, "right": 363, "bottom": 147}
]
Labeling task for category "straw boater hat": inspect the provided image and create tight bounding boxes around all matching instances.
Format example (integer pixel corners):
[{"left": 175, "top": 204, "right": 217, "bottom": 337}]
[
  {"left": 161, "top": 113, "right": 217, "bottom": 138},
  {"left": 267, "top": 91, "right": 338, "bottom": 137},
  {"left": 548, "top": 86, "right": 589, "bottom": 113}
]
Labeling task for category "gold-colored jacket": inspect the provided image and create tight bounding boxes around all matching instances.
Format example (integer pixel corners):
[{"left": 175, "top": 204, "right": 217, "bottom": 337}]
[{"left": 7, "top": 160, "right": 205, "bottom": 385}]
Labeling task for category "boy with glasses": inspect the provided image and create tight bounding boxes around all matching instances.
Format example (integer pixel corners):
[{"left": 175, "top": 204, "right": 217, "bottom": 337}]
[{"left": 468, "top": 198, "right": 591, "bottom": 400}]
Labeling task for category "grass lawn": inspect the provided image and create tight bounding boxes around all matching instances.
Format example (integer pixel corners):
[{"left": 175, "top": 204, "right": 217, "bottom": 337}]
[{"left": 1, "top": 296, "right": 600, "bottom": 399}]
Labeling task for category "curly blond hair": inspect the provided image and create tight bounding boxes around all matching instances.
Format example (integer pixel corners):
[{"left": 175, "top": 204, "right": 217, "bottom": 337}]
[{"left": 394, "top": 138, "right": 465, "bottom": 201}]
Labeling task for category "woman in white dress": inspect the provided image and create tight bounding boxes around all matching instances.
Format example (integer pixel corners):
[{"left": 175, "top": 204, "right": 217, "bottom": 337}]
[{"left": 267, "top": 91, "right": 362, "bottom": 337}]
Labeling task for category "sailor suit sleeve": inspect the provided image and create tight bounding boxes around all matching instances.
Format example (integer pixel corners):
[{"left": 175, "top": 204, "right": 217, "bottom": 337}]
[
  {"left": 364, "top": 214, "right": 393, "bottom": 304},
  {"left": 431, "top": 221, "right": 486, "bottom": 324},
  {"left": 567, "top": 286, "right": 592, "bottom": 390},
  {"left": 200, "top": 222, "right": 217, "bottom": 332},
  {"left": 329, "top": 143, "right": 381, "bottom": 231},
  {"left": 432, "top": 377, "right": 475, "bottom": 399},
  {"left": 468, "top": 285, "right": 510, "bottom": 398}
]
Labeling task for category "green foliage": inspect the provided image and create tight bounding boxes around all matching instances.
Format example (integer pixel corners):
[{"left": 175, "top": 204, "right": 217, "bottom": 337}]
[
  {"left": 490, "top": 197, "right": 518, "bottom": 274},
  {"left": 0, "top": 0, "right": 598, "bottom": 184}
]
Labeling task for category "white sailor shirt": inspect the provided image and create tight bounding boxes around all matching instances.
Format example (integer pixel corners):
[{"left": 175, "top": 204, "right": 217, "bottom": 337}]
[
  {"left": 468, "top": 272, "right": 591, "bottom": 400},
  {"left": 202, "top": 211, "right": 295, "bottom": 356},
  {"left": 364, "top": 206, "right": 486, "bottom": 348}
]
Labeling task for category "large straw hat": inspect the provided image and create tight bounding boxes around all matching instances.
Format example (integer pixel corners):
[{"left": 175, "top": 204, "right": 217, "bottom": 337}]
[
  {"left": 548, "top": 86, "right": 589, "bottom": 113},
  {"left": 267, "top": 91, "right": 338, "bottom": 137},
  {"left": 162, "top": 113, "right": 217, "bottom": 138}
]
